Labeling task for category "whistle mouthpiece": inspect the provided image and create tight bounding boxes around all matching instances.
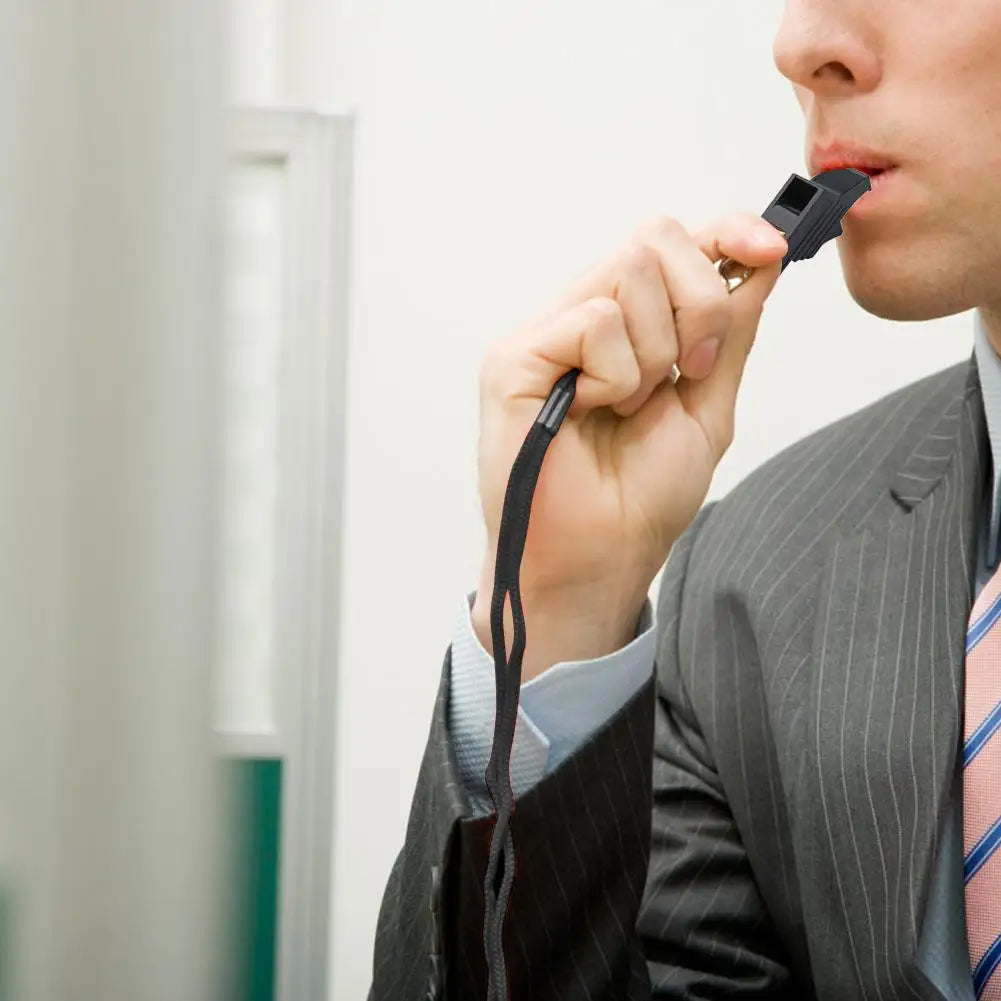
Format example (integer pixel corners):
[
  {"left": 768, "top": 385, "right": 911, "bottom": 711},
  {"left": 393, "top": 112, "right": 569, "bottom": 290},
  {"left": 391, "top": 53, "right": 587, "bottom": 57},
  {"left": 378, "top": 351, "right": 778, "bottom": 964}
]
[{"left": 763, "top": 167, "right": 871, "bottom": 271}]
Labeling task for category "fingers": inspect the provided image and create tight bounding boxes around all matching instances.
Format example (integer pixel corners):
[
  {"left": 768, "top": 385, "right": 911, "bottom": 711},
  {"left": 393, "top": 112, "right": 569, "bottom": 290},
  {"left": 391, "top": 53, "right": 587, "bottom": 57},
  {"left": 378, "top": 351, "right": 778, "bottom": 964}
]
[
  {"left": 481, "top": 211, "right": 787, "bottom": 439},
  {"left": 679, "top": 213, "right": 786, "bottom": 457},
  {"left": 691, "top": 211, "right": 788, "bottom": 268},
  {"left": 606, "top": 242, "right": 679, "bottom": 418},
  {"left": 482, "top": 296, "right": 641, "bottom": 417},
  {"left": 633, "top": 216, "right": 734, "bottom": 384}
]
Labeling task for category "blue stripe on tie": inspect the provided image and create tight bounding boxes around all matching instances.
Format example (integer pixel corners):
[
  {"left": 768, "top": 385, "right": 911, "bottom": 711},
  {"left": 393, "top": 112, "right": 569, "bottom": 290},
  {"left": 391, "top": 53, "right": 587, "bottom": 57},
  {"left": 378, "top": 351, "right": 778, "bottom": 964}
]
[
  {"left": 965, "top": 816, "right": 1001, "bottom": 884},
  {"left": 974, "top": 931, "right": 1001, "bottom": 997},
  {"left": 967, "top": 591, "right": 1001, "bottom": 653},
  {"left": 965, "top": 700, "right": 1001, "bottom": 766}
]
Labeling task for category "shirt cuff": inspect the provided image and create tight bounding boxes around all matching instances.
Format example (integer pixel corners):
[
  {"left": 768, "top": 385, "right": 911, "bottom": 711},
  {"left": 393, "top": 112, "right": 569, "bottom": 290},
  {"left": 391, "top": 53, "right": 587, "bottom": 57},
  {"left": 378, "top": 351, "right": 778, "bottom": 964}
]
[
  {"left": 448, "top": 587, "right": 656, "bottom": 814},
  {"left": 519, "top": 596, "right": 655, "bottom": 770}
]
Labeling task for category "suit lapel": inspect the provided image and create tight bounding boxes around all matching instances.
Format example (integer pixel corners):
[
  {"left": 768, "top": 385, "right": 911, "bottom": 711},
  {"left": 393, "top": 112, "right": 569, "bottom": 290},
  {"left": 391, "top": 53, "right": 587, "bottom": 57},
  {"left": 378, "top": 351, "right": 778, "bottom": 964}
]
[{"left": 790, "top": 350, "right": 987, "bottom": 998}]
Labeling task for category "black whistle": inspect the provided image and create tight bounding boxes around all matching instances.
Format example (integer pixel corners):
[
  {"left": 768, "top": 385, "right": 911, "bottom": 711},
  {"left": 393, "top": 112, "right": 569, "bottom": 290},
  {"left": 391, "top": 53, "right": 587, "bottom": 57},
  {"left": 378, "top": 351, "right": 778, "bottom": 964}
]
[{"left": 766, "top": 166, "right": 871, "bottom": 270}]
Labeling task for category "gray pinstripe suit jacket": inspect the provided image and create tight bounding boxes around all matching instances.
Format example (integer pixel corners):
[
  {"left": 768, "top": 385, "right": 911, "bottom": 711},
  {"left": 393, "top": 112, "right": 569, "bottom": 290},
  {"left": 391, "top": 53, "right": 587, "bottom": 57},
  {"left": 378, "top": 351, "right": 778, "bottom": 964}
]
[{"left": 370, "top": 348, "right": 986, "bottom": 1001}]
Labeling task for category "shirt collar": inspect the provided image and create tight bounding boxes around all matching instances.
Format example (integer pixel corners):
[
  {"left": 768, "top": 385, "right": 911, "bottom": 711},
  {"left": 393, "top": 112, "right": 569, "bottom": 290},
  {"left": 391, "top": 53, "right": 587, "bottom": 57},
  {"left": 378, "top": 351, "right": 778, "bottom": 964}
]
[{"left": 973, "top": 308, "right": 1001, "bottom": 569}]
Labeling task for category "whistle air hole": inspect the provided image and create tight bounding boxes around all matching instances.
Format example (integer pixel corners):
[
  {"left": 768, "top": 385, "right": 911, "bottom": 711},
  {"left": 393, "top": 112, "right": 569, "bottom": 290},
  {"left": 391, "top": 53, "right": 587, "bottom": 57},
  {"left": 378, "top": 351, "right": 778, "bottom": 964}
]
[{"left": 777, "top": 176, "right": 818, "bottom": 215}]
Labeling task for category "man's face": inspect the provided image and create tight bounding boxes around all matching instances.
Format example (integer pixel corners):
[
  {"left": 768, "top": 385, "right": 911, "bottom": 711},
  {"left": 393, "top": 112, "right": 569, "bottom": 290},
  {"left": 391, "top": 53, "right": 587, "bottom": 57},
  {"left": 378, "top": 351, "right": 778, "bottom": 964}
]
[{"left": 773, "top": 0, "right": 1001, "bottom": 321}]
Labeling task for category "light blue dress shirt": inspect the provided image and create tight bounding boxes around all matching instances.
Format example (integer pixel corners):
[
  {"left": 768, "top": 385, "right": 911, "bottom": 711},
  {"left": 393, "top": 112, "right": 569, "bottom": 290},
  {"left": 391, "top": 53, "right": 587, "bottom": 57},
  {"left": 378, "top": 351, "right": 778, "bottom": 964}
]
[
  {"left": 447, "top": 309, "right": 1001, "bottom": 1000},
  {"left": 918, "top": 311, "right": 1001, "bottom": 1000},
  {"left": 448, "top": 584, "right": 655, "bottom": 814}
]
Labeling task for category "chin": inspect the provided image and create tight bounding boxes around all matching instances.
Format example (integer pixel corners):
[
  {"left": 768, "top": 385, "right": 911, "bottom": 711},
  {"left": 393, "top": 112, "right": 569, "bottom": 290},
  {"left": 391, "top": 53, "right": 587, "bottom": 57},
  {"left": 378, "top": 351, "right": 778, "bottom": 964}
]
[
  {"left": 844, "top": 279, "right": 951, "bottom": 321},
  {"left": 837, "top": 238, "right": 979, "bottom": 322}
]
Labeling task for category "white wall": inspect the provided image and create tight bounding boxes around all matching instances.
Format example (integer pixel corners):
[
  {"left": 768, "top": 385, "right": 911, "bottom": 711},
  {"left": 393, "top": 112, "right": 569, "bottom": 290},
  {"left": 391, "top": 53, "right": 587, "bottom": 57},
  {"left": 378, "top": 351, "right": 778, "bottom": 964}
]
[{"left": 228, "top": 2, "right": 973, "bottom": 998}]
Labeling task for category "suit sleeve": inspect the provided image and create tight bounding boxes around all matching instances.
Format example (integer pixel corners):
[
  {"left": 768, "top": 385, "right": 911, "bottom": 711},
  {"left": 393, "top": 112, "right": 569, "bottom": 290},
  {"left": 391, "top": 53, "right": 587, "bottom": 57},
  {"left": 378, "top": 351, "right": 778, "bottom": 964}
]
[
  {"left": 448, "top": 587, "right": 657, "bottom": 816},
  {"left": 369, "top": 500, "right": 792, "bottom": 1001},
  {"left": 638, "top": 507, "right": 795, "bottom": 996}
]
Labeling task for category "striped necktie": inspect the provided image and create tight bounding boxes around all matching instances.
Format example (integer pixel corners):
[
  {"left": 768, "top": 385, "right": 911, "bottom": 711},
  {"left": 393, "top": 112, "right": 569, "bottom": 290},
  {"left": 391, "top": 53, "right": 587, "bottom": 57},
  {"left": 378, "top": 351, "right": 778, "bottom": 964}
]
[{"left": 964, "top": 564, "right": 1001, "bottom": 998}]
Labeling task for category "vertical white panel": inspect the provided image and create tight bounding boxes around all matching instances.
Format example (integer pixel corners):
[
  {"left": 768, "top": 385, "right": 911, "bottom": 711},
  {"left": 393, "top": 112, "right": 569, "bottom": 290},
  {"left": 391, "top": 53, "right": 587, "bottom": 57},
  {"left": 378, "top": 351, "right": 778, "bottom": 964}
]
[
  {"left": 216, "top": 159, "right": 285, "bottom": 737},
  {"left": 223, "top": 109, "right": 353, "bottom": 1001}
]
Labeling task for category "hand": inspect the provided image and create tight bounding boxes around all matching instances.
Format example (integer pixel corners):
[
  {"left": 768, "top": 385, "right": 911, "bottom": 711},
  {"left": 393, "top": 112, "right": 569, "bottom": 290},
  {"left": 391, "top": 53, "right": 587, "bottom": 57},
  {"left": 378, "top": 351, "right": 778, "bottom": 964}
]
[{"left": 473, "top": 213, "right": 787, "bottom": 672}]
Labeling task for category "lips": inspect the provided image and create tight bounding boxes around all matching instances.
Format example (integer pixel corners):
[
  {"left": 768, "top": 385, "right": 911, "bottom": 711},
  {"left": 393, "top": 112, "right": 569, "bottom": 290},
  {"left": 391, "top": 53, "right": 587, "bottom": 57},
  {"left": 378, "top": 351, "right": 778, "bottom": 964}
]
[
  {"left": 820, "top": 162, "right": 892, "bottom": 178},
  {"left": 808, "top": 143, "right": 898, "bottom": 179},
  {"left": 826, "top": 164, "right": 890, "bottom": 177}
]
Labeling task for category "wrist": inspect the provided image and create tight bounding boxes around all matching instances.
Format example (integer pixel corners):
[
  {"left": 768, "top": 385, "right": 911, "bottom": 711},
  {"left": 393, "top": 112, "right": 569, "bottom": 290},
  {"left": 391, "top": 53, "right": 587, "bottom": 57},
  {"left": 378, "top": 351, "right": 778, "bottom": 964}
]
[{"left": 471, "top": 572, "right": 649, "bottom": 683}]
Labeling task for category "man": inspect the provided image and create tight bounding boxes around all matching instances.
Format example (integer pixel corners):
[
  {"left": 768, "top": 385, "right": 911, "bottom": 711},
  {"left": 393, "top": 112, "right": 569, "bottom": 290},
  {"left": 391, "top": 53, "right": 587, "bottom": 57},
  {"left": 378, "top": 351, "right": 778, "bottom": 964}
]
[{"left": 370, "top": 2, "right": 1001, "bottom": 998}]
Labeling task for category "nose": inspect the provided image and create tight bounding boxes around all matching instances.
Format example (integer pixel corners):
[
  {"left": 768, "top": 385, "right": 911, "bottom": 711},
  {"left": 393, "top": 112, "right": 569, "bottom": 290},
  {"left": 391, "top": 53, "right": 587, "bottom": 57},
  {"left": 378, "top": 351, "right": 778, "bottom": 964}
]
[{"left": 772, "top": 0, "right": 880, "bottom": 98}]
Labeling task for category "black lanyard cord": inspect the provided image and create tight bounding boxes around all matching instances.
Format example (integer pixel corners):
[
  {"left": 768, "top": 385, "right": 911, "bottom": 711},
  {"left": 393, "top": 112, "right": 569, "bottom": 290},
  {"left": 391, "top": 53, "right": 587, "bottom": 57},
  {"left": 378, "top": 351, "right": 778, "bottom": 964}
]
[{"left": 482, "top": 370, "right": 579, "bottom": 1001}]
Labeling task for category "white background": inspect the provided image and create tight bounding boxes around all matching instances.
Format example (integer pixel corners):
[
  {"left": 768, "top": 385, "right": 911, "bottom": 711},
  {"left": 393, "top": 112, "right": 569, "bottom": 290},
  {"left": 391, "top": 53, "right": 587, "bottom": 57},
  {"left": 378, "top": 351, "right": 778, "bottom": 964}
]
[{"left": 225, "top": 2, "right": 973, "bottom": 997}]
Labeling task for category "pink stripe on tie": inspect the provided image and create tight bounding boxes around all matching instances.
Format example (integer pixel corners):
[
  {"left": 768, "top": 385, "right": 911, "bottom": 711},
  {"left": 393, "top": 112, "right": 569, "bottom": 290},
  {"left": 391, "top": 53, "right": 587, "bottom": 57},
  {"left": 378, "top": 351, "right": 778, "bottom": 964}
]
[
  {"left": 964, "top": 733, "right": 1001, "bottom": 856},
  {"left": 966, "top": 848, "right": 1001, "bottom": 996},
  {"left": 965, "top": 631, "right": 1001, "bottom": 745},
  {"left": 965, "top": 563, "right": 1001, "bottom": 997},
  {"left": 971, "top": 566, "right": 1001, "bottom": 626}
]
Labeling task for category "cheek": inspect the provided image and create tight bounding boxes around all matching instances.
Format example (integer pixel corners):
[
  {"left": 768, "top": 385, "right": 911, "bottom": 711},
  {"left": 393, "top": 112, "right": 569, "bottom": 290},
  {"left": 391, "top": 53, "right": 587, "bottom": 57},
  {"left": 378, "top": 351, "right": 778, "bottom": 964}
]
[{"left": 903, "top": 6, "right": 1001, "bottom": 148}]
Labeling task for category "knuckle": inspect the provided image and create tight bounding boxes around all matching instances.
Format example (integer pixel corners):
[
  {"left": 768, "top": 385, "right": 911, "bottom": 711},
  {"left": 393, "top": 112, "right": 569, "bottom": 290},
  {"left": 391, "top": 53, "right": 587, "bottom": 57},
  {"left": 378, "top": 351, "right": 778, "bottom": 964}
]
[
  {"left": 642, "top": 213, "right": 685, "bottom": 241},
  {"left": 718, "top": 210, "right": 761, "bottom": 237},
  {"left": 730, "top": 210, "right": 764, "bottom": 228},
  {"left": 620, "top": 240, "right": 662, "bottom": 276},
  {"left": 637, "top": 335, "right": 678, "bottom": 376},
  {"left": 587, "top": 295, "right": 624, "bottom": 329},
  {"left": 623, "top": 356, "right": 643, "bottom": 395},
  {"left": 680, "top": 289, "right": 732, "bottom": 338}
]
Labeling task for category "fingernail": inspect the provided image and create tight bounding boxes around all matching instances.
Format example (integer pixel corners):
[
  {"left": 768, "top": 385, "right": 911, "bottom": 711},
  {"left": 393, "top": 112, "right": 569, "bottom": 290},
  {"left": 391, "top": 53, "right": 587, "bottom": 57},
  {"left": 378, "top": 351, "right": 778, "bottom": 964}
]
[{"left": 682, "top": 337, "right": 721, "bottom": 380}]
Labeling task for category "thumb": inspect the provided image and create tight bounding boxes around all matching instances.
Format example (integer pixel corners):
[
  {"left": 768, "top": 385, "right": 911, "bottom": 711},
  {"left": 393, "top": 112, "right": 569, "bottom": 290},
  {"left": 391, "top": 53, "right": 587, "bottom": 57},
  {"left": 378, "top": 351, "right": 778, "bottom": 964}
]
[{"left": 678, "top": 214, "right": 785, "bottom": 457}]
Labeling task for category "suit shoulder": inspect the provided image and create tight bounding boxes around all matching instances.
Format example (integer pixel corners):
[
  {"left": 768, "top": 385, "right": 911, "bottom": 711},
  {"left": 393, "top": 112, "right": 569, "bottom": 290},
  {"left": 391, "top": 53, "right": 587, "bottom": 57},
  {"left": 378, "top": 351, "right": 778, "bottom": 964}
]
[
  {"left": 689, "top": 355, "right": 973, "bottom": 569},
  {"left": 727, "top": 357, "right": 966, "bottom": 503}
]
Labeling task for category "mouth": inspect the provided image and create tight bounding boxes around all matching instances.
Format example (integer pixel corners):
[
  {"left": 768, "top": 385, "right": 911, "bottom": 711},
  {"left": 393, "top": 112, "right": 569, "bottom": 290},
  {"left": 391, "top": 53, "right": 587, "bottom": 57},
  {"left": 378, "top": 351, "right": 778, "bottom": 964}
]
[
  {"left": 807, "top": 145, "right": 902, "bottom": 219},
  {"left": 819, "top": 164, "right": 892, "bottom": 181},
  {"left": 808, "top": 142, "right": 899, "bottom": 180},
  {"left": 835, "top": 164, "right": 901, "bottom": 219},
  {"left": 811, "top": 161, "right": 896, "bottom": 180}
]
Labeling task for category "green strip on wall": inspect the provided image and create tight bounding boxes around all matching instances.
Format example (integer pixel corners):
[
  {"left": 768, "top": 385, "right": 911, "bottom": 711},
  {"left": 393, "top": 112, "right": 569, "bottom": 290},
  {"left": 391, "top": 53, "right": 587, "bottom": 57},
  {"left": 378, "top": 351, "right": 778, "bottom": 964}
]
[
  {"left": 0, "top": 883, "right": 11, "bottom": 1001},
  {"left": 227, "top": 758, "right": 283, "bottom": 1001}
]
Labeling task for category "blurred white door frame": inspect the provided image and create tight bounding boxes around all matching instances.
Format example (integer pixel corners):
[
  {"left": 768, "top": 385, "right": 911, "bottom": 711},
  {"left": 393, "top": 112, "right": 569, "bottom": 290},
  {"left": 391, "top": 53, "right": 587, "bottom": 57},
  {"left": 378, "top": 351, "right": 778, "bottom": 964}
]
[{"left": 220, "top": 108, "right": 353, "bottom": 1001}]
